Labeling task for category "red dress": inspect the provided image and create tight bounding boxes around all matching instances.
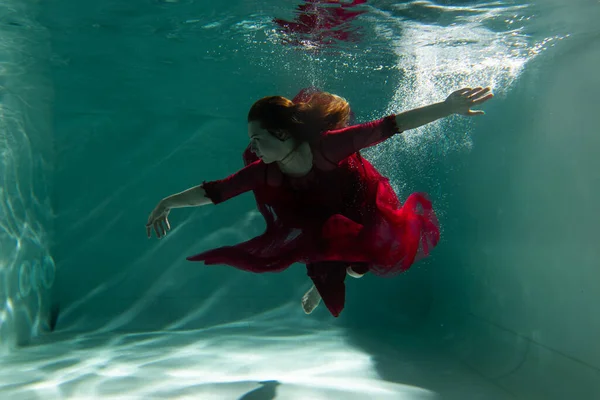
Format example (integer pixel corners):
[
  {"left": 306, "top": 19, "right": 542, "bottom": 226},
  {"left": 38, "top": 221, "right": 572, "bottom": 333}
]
[{"left": 187, "top": 93, "right": 440, "bottom": 317}]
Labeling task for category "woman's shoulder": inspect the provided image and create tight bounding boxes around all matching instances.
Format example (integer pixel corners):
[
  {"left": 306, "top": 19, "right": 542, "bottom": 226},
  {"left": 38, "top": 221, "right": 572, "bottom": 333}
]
[{"left": 309, "top": 130, "right": 345, "bottom": 171}]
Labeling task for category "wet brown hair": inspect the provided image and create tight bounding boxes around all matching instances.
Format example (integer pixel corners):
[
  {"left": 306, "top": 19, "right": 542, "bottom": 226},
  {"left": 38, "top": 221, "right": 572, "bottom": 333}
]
[{"left": 247, "top": 92, "right": 351, "bottom": 142}]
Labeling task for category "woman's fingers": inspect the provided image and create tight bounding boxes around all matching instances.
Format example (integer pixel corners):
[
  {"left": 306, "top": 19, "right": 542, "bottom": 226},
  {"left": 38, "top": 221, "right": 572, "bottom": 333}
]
[
  {"left": 469, "top": 87, "right": 492, "bottom": 100},
  {"left": 471, "top": 87, "right": 494, "bottom": 102},
  {"left": 147, "top": 211, "right": 157, "bottom": 238},
  {"left": 149, "top": 217, "right": 171, "bottom": 239},
  {"left": 472, "top": 92, "right": 494, "bottom": 105},
  {"left": 447, "top": 86, "right": 493, "bottom": 116},
  {"left": 146, "top": 204, "right": 171, "bottom": 238},
  {"left": 160, "top": 219, "right": 169, "bottom": 235},
  {"left": 466, "top": 87, "right": 484, "bottom": 98},
  {"left": 454, "top": 86, "right": 493, "bottom": 99},
  {"left": 467, "top": 109, "right": 486, "bottom": 116},
  {"left": 463, "top": 87, "right": 493, "bottom": 116}
]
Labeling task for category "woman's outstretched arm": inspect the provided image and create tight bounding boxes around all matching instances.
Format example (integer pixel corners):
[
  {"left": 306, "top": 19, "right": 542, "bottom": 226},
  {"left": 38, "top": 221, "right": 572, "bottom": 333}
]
[
  {"left": 163, "top": 185, "right": 212, "bottom": 208},
  {"left": 318, "top": 86, "right": 494, "bottom": 165},
  {"left": 395, "top": 87, "right": 493, "bottom": 131},
  {"left": 146, "top": 161, "right": 266, "bottom": 238}
]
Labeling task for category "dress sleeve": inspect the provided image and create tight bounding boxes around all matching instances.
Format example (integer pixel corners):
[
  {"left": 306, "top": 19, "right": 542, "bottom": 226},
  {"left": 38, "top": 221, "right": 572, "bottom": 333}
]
[
  {"left": 317, "top": 115, "right": 401, "bottom": 165},
  {"left": 201, "top": 160, "right": 266, "bottom": 205}
]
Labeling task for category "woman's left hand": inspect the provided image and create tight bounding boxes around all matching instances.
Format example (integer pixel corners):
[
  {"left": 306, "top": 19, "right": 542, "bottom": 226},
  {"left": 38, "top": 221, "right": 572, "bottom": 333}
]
[
  {"left": 146, "top": 200, "right": 171, "bottom": 239},
  {"left": 445, "top": 87, "right": 494, "bottom": 116}
]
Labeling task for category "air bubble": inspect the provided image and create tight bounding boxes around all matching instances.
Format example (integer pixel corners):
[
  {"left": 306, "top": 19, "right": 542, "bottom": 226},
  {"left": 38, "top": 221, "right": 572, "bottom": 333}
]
[
  {"left": 41, "top": 255, "right": 56, "bottom": 289},
  {"left": 31, "top": 260, "right": 41, "bottom": 290},
  {"left": 19, "top": 262, "right": 32, "bottom": 297}
]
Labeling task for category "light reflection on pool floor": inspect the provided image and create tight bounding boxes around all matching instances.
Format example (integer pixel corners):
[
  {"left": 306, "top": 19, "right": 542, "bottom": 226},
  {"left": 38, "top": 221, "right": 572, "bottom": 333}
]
[{"left": 0, "top": 307, "right": 511, "bottom": 400}]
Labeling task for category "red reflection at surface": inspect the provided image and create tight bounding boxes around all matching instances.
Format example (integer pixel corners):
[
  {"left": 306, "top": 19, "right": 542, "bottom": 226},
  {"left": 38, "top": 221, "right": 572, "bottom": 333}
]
[{"left": 274, "top": 0, "right": 368, "bottom": 47}]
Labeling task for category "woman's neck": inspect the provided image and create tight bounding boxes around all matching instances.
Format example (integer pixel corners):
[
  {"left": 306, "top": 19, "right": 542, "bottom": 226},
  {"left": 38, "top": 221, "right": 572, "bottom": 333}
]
[{"left": 277, "top": 142, "right": 313, "bottom": 177}]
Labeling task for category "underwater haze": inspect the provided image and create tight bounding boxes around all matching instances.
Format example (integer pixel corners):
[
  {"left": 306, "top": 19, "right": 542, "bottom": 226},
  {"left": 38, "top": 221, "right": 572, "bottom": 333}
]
[{"left": 1, "top": 0, "right": 599, "bottom": 399}]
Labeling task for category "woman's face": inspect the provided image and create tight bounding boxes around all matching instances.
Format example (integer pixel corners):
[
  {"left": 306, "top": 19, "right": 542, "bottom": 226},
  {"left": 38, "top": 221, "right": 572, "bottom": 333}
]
[{"left": 247, "top": 121, "right": 295, "bottom": 164}]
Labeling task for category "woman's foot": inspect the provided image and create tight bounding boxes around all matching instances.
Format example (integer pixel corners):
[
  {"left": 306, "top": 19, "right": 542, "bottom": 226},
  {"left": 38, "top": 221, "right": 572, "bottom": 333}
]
[
  {"left": 301, "top": 284, "right": 322, "bottom": 314},
  {"left": 346, "top": 266, "right": 365, "bottom": 278}
]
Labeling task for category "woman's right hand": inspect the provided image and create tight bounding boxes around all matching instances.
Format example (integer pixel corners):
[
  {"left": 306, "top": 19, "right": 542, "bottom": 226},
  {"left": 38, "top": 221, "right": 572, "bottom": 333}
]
[
  {"left": 445, "top": 87, "right": 494, "bottom": 116},
  {"left": 146, "top": 200, "right": 171, "bottom": 239}
]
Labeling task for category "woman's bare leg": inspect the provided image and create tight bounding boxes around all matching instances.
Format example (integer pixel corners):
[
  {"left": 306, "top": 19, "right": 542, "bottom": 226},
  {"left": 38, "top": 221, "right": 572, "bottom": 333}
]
[
  {"left": 346, "top": 265, "right": 365, "bottom": 278},
  {"left": 302, "top": 284, "right": 322, "bottom": 314},
  {"left": 302, "top": 266, "right": 364, "bottom": 314}
]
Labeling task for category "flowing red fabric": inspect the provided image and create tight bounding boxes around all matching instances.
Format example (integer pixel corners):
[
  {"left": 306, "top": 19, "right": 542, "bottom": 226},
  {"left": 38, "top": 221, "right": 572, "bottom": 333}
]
[
  {"left": 273, "top": 0, "right": 368, "bottom": 46},
  {"left": 187, "top": 88, "right": 440, "bottom": 317}
]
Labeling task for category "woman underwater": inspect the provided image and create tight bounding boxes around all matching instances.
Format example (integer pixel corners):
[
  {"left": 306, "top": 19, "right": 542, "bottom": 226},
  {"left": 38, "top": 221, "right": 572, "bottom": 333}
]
[{"left": 147, "top": 86, "right": 494, "bottom": 317}]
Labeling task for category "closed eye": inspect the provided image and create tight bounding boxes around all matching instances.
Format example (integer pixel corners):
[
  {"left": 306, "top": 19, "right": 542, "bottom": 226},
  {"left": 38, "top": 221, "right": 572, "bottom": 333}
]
[{"left": 268, "top": 130, "right": 286, "bottom": 141}]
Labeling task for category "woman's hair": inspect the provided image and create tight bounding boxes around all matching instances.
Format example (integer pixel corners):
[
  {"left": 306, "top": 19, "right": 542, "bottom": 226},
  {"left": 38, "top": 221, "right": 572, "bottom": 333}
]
[{"left": 247, "top": 91, "right": 351, "bottom": 142}]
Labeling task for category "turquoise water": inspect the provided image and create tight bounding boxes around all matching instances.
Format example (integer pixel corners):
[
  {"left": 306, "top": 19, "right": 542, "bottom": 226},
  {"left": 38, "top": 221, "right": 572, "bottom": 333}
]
[{"left": 1, "top": 0, "right": 599, "bottom": 398}]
